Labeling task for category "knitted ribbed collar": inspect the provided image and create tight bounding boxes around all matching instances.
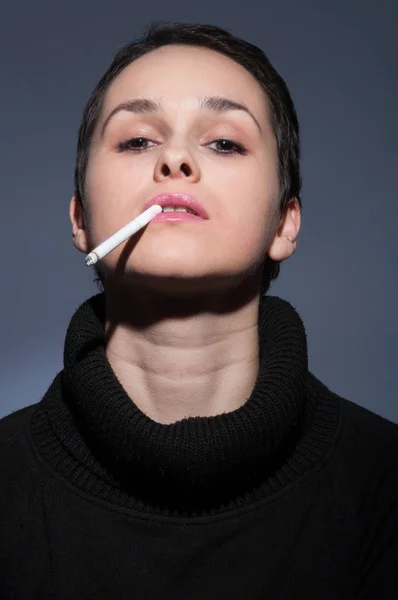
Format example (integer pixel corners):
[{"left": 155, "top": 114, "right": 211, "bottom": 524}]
[{"left": 31, "top": 293, "right": 340, "bottom": 517}]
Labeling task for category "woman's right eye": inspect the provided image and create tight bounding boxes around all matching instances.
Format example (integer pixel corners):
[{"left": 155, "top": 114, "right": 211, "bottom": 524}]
[{"left": 117, "top": 137, "right": 155, "bottom": 152}]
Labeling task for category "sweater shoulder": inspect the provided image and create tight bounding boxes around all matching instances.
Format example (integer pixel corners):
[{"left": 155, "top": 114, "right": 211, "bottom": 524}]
[
  {"left": 339, "top": 392, "right": 398, "bottom": 465},
  {"left": 309, "top": 373, "right": 398, "bottom": 500},
  {"left": 0, "top": 403, "right": 37, "bottom": 448},
  {"left": 340, "top": 394, "right": 398, "bottom": 497},
  {"left": 309, "top": 372, "right": 398, "bottom": 459},
  {"left": 0, "top": 403, "right": 41, "bottom": 489}
]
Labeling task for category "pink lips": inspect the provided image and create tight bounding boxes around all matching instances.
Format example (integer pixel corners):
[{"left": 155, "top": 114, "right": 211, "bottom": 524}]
[{"left": 143, "top": 193, "right": 209, "bottom": 222}]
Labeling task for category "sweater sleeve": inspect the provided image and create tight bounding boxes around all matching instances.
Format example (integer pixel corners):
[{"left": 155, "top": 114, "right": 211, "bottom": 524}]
[
  {"left": 355, "top": 448, "right": 398, "bottom": 597},
  {"left": 356, "top": 513, "right": 398, "bottom": 597}
]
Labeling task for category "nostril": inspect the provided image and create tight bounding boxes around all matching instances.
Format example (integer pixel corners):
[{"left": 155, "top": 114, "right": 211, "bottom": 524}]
[{"left": 180, "top": 163, "right": 191, "bottom": 176}]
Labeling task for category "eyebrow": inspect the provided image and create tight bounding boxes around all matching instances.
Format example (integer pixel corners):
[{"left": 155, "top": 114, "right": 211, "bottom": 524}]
[{"left": 100, "top": 95, "right": 262, "bottom": 136}]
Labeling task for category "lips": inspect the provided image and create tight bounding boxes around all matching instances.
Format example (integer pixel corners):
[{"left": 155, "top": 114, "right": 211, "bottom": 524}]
[{"left": 143, "top": 193, "right": 209, "bottom": 219}]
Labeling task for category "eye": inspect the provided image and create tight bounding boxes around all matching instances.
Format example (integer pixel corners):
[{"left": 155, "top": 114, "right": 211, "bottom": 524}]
[
  {"left": 117, "top": 137, "right": 156, "bottom": 152},
  {"left": 208, "top": 139, "right": 248, "bottom": 156}
]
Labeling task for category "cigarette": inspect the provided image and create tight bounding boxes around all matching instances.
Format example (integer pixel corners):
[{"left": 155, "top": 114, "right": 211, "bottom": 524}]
[{"left": 85, "top": 204, "right": 162, "bottom": 266}]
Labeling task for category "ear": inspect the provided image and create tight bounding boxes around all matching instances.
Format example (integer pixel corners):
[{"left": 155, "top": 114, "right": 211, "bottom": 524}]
[
  {"left": 268, "top": 198, "right": 301, "bottom": 262},
  {"left": 69, "top": 194, "right": 89, "bottom": 253}
]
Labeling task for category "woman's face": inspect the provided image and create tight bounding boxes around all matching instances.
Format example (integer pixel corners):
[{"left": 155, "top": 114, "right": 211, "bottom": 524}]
[{"left": 72, "top": 45, "right": 296, "bottom": 293}]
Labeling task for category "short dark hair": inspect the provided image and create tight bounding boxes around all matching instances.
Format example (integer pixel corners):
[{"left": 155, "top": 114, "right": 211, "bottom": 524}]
[{"left": 74, "top": 21, "right": 302, "bottom": 294}]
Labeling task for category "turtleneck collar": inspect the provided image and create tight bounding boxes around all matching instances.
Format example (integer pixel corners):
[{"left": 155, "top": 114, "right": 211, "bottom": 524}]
[{"left": 31, "top": 293, "right": 340, "bottom": 517}]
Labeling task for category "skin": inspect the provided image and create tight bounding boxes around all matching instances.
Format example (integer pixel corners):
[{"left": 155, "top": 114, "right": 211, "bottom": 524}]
[{"left": 70, "top": 44, "right": 301, "bottom": 424}]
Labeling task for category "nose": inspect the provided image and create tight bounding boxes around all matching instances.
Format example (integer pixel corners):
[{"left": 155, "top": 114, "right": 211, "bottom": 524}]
[{"left": 153, "top": 144, "right": 200, "bottom": 182}]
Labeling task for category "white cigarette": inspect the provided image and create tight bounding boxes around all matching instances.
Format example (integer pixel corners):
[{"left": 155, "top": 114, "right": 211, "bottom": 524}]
[{"left": 85, "top": 204, "right": 162, "bottom": 266}]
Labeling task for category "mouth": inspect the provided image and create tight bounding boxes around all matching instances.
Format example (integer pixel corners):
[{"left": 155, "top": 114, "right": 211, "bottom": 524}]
[{"left": 143, "top": 193, "right": 209, "bottom": 220}]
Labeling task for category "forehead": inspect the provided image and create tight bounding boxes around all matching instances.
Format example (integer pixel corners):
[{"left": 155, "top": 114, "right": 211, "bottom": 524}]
[{"left": 101, "top": 45, "right": 269, "bottom": 122}]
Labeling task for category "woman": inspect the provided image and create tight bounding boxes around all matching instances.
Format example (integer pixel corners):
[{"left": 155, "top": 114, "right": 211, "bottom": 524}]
[{"left": 0, "top": 21, "right": 397, "bottom": 599}]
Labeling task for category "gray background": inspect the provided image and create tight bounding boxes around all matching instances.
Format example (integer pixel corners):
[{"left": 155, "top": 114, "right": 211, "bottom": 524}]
[{"left": 0, "top": 0, "right": 396, "bottom": 422}]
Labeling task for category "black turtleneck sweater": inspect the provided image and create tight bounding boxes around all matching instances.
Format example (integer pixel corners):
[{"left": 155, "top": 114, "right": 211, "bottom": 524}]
[{"left": 0, "top": 294, "right": 397, "bottom": 599}]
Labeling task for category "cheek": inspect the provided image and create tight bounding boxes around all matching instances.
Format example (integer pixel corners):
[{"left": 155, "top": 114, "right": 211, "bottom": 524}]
[
  {"left": 228, "top": 203, "right": 278, "bottom": 264},
  {"left": 84, "top": 154, "right": 148, "bottom": 243},
  {"left": 220, "top": 161, "right": 279, "bottom": 257},
  {"left": 219, "top": 156, "right": 279, "bottom": 224},
  {"left": 87, "top": 151, "right": 141, "bottom": 200}
]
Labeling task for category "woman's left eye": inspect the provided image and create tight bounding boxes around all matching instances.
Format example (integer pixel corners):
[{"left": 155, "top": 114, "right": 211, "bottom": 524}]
[{"left": 208, "top": 139, "right": 248, "bottom": 155}]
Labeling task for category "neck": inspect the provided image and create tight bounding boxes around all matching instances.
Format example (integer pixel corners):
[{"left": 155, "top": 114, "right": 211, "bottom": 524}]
[{"left": 104, "top": 283, "right": 261, "bottom": 424}]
